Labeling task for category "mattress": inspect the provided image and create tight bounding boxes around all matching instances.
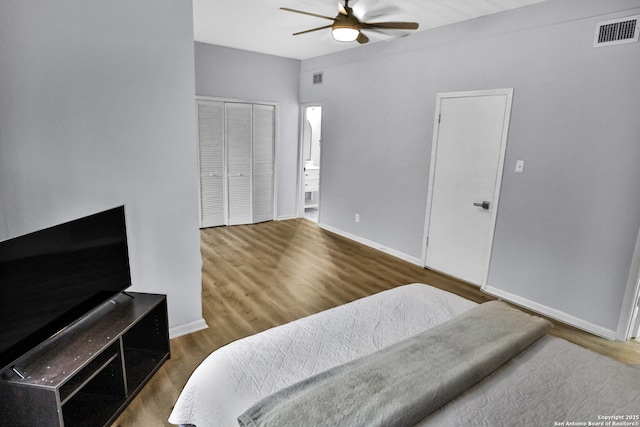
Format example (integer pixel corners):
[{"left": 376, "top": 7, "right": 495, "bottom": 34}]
[
  {"left": 168, "top": 283, "right": 478, "bottom": 427},
  {"left": 169, "top": 283, "right": 640, "bottom": 427}
]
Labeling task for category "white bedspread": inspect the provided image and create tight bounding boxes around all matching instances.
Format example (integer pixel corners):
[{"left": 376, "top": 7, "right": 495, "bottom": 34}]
[{"left": 168, "top": 283, "right": 477, "bottom": 427}]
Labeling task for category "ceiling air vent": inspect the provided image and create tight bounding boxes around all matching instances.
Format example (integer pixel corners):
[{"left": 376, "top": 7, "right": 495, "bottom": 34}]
[
  {"left": 313, "top": 72, "right": 323, "bottom": 85},
  {"left": 593, "top": 15, "right": 639, "bottom": 47}
]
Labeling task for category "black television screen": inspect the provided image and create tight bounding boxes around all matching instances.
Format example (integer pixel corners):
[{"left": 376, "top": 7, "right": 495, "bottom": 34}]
[{"left": 0, "top": 206, "right": 132, "bottom": 372}]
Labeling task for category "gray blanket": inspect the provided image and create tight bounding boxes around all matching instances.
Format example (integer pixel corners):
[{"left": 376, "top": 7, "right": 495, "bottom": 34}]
[
  {"left": 418, "top": 335, "right": 640, "bottom": 426},
  {"left": 237, "top": 301, "right": 552, "bottom": 427}
]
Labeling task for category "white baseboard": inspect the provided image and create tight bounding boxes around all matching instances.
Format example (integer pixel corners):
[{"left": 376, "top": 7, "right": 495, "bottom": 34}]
[
  {"left": 483, "top": 285, "right": 618, "bottom": 341},
  {"left": 277, "top": 214, "right": 297, "bottom": 221},
  {"left": 169, "top": 318, "right": 209, "bottom": 339},
  {"left": 319, "top": 223, "right": 423, "bottom": 267}
]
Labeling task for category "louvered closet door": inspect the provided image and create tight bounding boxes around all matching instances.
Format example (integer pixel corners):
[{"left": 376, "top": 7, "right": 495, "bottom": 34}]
[
  {"left": 226, "top": 103, "right": 253, "bottom": 225},
  {"left": 252, "top": 105, "right": 275, "bottom": 223},
  {"left": 197, "top": 101, "right": 225, "bottom": 227}
]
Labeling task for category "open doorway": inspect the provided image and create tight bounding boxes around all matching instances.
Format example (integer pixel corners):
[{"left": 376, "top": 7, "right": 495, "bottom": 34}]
[{"left": 299, "top": 105, "right": 322, "bottom": 222}]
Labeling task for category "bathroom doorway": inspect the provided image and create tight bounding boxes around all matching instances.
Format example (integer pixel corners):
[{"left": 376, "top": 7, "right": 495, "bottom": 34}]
[{"left": 298, "top": 105, "right": 322, "bottom": 222}]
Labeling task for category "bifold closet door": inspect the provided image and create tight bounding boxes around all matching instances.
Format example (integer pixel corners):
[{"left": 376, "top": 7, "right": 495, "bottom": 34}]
[
  {"left": 197, "top": 101, "right": 225, "bottom": 227},
  {"left": 226, "top": 103, "right": 253, "bottom": 226},
  {"left": 197, "top": 99, "right": 275, "bottom": 228},
  {"left": 253, "top": 105, "right": 275, "bottom": 223}
]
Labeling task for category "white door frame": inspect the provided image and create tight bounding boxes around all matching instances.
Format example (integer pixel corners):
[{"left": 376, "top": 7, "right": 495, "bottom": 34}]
[
  {"left": 297, "top": 103, "right": 323, "bottom": 219},
  {"left": 616, "top": 226, "right": 640, "bottom": 340},
  {"left": 421, "top": 88, "right": 513, "bottom": 287}
]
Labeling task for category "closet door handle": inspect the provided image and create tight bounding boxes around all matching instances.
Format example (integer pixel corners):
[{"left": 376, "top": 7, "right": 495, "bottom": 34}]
[{"left": 473, "top": 201, "right": 490, "bottom": 210}]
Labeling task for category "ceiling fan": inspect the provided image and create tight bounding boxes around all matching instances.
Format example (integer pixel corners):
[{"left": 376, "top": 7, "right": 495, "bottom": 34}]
[{"left": 280, "top": 0, "right": 419, "bottom": 44}]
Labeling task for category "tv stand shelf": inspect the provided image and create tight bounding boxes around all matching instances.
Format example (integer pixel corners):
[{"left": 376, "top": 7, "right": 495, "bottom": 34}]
[{"left": 0, "top": 292, "right": 169, "bottom": 427}]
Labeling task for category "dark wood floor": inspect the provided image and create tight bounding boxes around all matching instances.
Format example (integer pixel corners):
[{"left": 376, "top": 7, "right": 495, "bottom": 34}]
[{"left": 113, "top": 218, "right": 640, "bottom": 426}]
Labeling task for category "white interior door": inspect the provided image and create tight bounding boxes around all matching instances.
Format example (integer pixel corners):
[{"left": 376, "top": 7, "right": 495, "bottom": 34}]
[
  {"left": 197, "top": 100, "right": 225, "bottom": 228},
  {"left": 424, "top": 89, "right": 513, "bottom": 286}
]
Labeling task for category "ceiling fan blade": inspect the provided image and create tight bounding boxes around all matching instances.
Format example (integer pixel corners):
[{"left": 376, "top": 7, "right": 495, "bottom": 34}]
[
  {"left": 360, "top": 27, "right": 387, "bottom": 36},
  {"left": 292, "top": 24, "right": 333, "bottom": 36},
  {"left": 361, "top": 6, "right": 402, "bottom": 21},
  {"left": 280, "top": 7, "right": 335, "bottom": 21},
  {"left": 362, "top": 21, "right": 419, "bottom": 30},
  {"left": 356, "top": 32, "right": 369, "bottom": 44}
]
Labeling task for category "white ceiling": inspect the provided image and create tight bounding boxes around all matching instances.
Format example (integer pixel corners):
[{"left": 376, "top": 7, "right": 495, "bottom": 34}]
[{"left": 193, "top": 0, "right": 547, "bottom": 60}]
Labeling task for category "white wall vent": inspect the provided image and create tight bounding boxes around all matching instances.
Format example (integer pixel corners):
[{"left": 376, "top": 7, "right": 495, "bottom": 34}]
[
  {"left": 312, "top": 72, "right": 323, "bottom": 85},
  {"left": 593, "top": 15, "right": 639, "bottom": 47}
]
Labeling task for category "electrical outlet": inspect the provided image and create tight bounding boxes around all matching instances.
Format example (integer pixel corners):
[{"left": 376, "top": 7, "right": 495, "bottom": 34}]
[{"left": 355, "top": 213, "right": 360, "bottom": 223}]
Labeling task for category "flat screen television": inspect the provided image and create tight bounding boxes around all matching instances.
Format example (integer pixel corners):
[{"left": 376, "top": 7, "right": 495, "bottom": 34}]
[{"left": 0, "top": 206, "right": 132, "bottom": 373}]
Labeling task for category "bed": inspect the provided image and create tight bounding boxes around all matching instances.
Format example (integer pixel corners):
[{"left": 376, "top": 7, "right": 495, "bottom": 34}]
[{"left": 169, "top": 283, "right": 640, "bottom": 427}]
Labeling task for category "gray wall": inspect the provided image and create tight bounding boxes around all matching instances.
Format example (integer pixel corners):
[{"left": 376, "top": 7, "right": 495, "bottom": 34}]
[
  {"left": 194, "top": 43, "right": 301, "bottom": 219},
  {"left": 0, "top": 0, "right": 203, "bottom": 331},
  {"left": 300, "top": 0, "right": 640, "bottom": 333}
]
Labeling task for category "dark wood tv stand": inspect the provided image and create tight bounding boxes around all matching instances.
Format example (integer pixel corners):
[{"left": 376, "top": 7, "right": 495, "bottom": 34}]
[{"left": 0, "top": 292, "right": 170, "bottom": 426}]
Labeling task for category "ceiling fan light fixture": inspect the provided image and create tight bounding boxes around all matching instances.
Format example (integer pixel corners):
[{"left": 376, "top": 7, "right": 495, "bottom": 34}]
[
  {"left": 331, "top": 25, "right": 360, "bottom": 42},
  {"left": 282, "top": 2, "right": 418, "bottom": 45}
]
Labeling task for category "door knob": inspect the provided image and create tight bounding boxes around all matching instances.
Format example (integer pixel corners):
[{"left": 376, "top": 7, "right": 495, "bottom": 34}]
[{"left": 473, "top": 201, "right": 491, "bottom": 210}]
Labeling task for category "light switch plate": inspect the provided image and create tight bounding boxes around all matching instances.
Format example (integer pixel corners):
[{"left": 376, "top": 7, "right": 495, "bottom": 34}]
[{"left": 515, "top": 160, "right": 525, "bottom": 173}]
